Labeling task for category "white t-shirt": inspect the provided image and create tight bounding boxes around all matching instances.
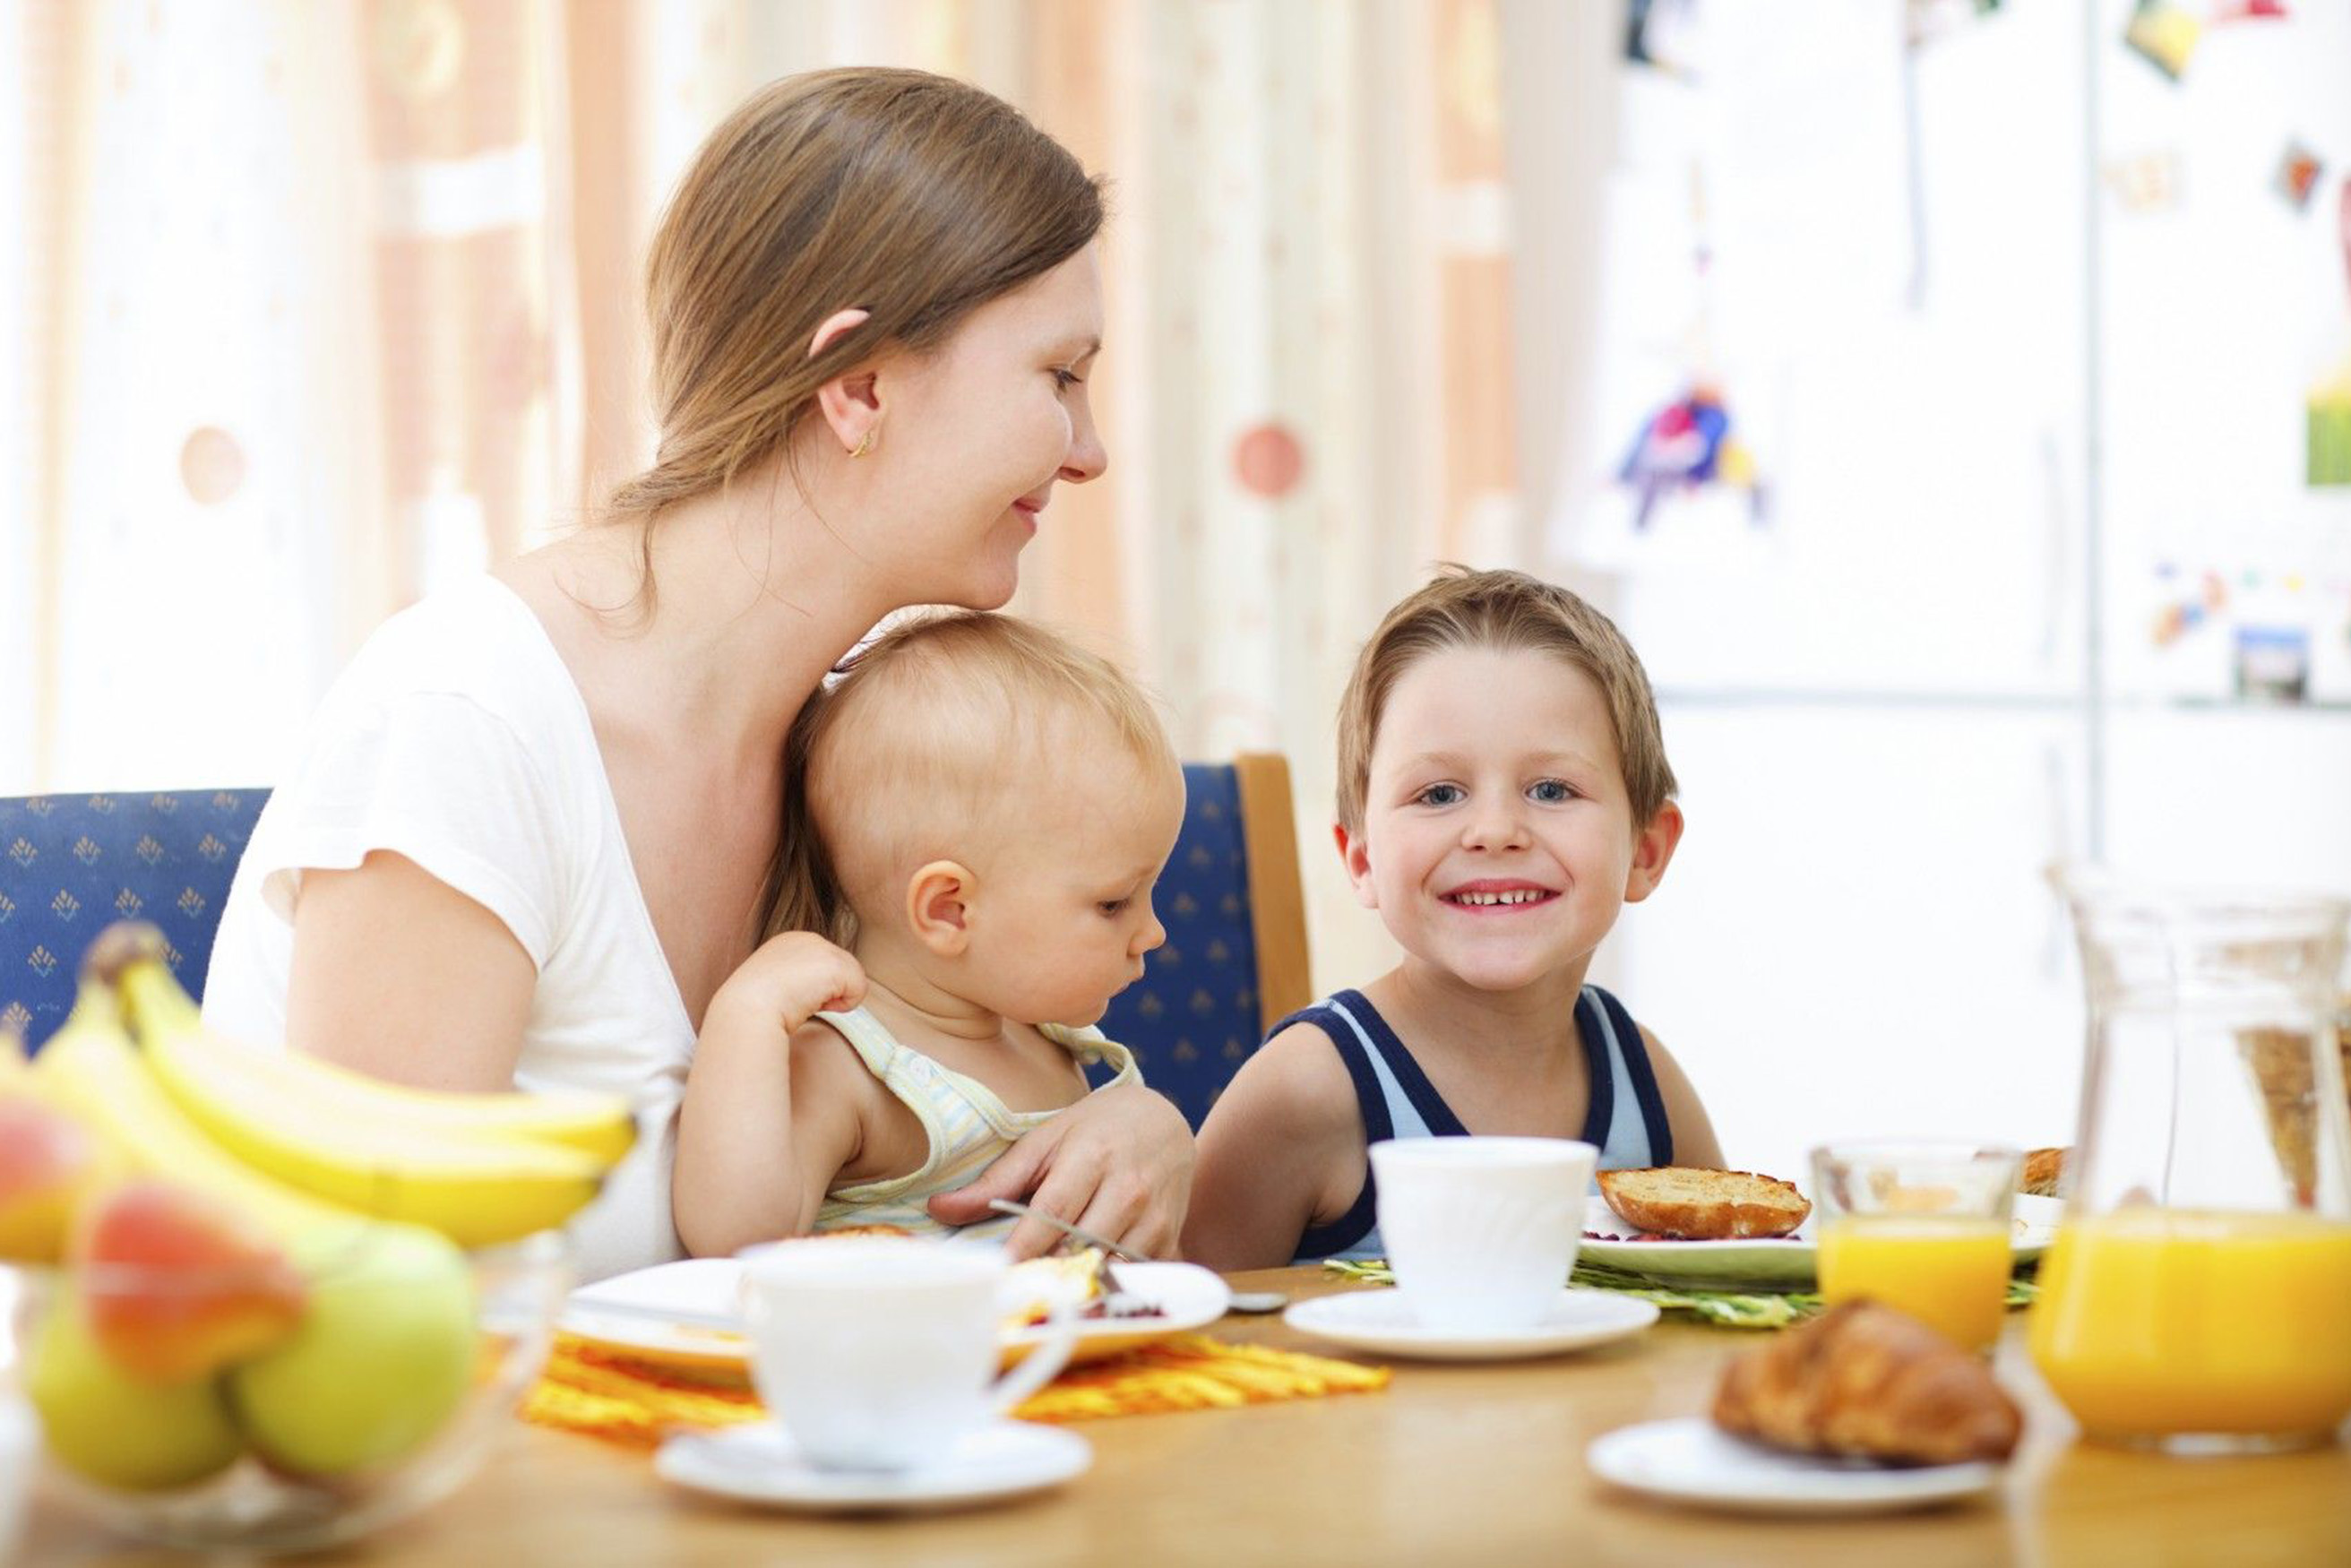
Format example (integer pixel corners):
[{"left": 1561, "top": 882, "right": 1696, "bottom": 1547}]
[{"left": 205, "top": 575, "right": 694, "bottom": 1282}]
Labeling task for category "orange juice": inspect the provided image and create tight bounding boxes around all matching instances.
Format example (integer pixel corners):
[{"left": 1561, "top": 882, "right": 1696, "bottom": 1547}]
[
  {"left": 1816, "top": 1218, "right": 2012, "bottom": 1350},
  {"left": 2028, "top": 1209, "right": 2351, "bottom": 1445}
]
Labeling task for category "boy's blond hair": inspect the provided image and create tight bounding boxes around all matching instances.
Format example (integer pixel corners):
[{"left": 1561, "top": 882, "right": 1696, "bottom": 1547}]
[
  {"left": 1335, "top": 566, "right": 1676, "bottom": 834},
  {"left": 767, "top": 611, "right": 1177, "bottom": 946}
]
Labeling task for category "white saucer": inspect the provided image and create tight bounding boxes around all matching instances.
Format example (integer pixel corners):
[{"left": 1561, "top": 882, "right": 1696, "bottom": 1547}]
[
  {"left": 1587, "top": 1417, "right": 2002, "bottom": 1516},
  {"left": 656, "top": 1419, "right": 1090, "bottom": 1513},
  {"left": 1283, "top": 1288, "right": 1658, "bottom": 1360}
]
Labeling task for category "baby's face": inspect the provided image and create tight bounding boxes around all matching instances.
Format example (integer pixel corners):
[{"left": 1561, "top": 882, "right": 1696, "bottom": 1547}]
[
  {"left": 1345, "top": 645, "right": 1660, "bottom": 994},
  {"left": 961, "top": 752, "right": 1185, "bottom": 1027}
]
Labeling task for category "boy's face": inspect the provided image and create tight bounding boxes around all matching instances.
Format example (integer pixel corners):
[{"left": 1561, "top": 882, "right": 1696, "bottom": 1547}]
[
  {"left": 958, "top": 752, "right": 1185, "bottom": 1027},
  {"left": 1339, "top": 646, "right": 1681, "bottom": 995}
]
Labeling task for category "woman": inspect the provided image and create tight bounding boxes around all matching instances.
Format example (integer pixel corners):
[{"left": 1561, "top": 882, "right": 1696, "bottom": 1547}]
[{"left": 203, "top": 69, "right": 1193, "bottom": 1281}]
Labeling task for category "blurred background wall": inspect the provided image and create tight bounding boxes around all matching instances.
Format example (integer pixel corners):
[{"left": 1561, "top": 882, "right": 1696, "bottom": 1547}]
[{"left": 6, "top": 0, "right": 2349, "bottom": 1170}]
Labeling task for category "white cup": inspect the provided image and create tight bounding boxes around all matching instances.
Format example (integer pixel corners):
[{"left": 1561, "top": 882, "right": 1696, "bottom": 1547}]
[
  {"left": 1371, "top": 1136, "right": 1597, "bottom": 1333},
  {"left": 736, "top": 1237, "right": 1079, "bottom": 1472}
]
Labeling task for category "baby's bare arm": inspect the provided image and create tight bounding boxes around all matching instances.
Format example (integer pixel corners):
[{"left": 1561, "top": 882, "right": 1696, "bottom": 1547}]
[
  {"left": 1640, "top": 1025, "right": 1727, "bottom": 1168},
  {"left": 1183, "top": 1021, "right": 1363, "bottom": 1271},
  {"left": 672, "top": 935, "right": 868, "bottom": 1255}
]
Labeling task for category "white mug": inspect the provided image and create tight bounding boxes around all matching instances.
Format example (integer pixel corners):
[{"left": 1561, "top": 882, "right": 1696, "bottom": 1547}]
[
  {"left": 1370, "top": 1136, "right": 1597, "bottom": 1333},
  {"left": 736, "top": 1237, "right": 1078, "bottom": 1472}
]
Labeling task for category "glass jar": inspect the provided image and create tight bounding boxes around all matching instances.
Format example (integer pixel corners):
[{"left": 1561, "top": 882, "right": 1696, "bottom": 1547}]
[{"left": 2029, "top": 878, "right": 2351, "bottom": 1453}]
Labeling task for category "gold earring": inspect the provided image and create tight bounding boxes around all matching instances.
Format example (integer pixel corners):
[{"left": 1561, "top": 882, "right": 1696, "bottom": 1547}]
[{"left": 849, "top": 428, "right": 876, "bottom": 459}]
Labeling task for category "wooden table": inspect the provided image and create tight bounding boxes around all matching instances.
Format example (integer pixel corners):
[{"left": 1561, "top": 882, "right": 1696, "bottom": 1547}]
[{"left": 23, "top": 1266, "right": 2351, "bottom": 1567}]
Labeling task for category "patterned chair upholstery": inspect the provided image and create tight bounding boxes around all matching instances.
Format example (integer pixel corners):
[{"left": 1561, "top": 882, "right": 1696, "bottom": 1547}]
[
  {"left": 0, "top": 789, "right": 270, "bottom": 1051},
  {"left": 1096, "top": 755, "right": 1312, "bottom": 1129}
]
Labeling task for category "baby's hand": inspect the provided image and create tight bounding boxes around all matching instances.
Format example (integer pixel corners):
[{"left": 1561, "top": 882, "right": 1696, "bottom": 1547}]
[{"left": 731, "top": 932, "right": 866, "bottom": 1032}]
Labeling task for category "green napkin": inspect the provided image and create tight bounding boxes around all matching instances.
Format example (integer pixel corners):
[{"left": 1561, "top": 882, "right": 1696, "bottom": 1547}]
[{"left": 1320, "top": 1258, "right": 2039, "bottom": 1331}]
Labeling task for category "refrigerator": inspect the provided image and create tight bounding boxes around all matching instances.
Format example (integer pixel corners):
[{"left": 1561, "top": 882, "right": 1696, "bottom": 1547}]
[{"left": 1555, "top": 0, "right": 2351, "bottom": 1184}]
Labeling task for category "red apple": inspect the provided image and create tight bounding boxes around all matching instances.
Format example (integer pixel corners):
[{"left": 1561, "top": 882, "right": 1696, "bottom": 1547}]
[
  {"left": 0, "top": 1096, "right": 112, "bottom": 1262},
  {"left": 73, "top": 1178, "right": 309, "bottom": 1383}
]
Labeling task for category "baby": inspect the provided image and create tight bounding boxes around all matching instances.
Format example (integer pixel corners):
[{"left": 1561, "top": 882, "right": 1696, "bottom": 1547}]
[
  {"left": 672, "top": 611, "right": 1186, "bottom": 1257},
  {"left": 1184, "top": 567, "right": 1725, "bottom": 1269}
]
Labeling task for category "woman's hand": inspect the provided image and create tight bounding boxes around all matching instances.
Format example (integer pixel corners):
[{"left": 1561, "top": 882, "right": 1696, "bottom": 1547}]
[{"left": 926, "top": 1081, "right": 1194, "bottom": 1260}]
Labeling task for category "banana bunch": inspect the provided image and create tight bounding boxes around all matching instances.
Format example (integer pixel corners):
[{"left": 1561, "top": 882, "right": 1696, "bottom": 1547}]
[
  {"left": 113, "top": 949, "right": 635, "bottom": 1246},
  {"left": 0, "top": 923, "right": 635, "bottom": 1493}
]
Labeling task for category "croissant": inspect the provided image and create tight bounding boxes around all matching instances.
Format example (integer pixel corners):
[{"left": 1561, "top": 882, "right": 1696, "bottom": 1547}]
[{"left": 1712, "top": 1300, "right": 2022, "bottom": 1466}]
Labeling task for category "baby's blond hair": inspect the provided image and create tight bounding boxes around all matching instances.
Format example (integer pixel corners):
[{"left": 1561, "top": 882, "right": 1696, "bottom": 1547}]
[
  {"left": 767, "top": 612, "right": 1177, "bottom": 946},
  {"left": 1335, "top": 566, "right": 1676, "bottom": 834}
]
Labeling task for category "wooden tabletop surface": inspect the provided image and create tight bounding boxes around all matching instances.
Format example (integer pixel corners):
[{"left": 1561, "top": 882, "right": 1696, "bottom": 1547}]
[{"left": 22, "top": 1265, "right": 2351, "bottom": 1567}]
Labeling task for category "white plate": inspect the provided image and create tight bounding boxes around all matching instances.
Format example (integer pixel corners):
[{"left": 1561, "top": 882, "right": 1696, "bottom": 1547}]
[
  {"left": 1577, "top": 1193, "right": 2063, "bottom": 1290},
  {"left": 1283, "top": 1288, "right": 1659, "bottom": 1361},
  {"left": 1587, "top": 1417, "right": 2002, "bottom": 1516},
  {"left": 657, "top": 1419, "right": 1089, "bottom": 1513},
  {"left": 560, "top": 1257, "right": 1231, "bottom": 1372}
]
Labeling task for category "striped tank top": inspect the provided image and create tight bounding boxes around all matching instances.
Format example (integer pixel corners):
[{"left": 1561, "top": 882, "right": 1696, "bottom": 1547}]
[
  {"left": 809, "top": 1005, "right": 1142, "bottom": 1237},
  {"left": 1288, "top": 985, "right": 1674, "bottom": 1264}
]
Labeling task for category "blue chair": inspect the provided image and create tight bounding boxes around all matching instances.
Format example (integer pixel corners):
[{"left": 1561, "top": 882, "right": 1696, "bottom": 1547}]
[
  {"left": 1097, "top": 754, "right": 1312, "bottom": 1129},
  {"left": 0, "top": 789, "right": 271, "bottom": 1050}
]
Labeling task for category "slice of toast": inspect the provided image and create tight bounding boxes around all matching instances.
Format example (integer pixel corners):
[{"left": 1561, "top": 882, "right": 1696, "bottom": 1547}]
[
  {"left": 2019, "top": 1147, "right": 2069, "bottom": 1198},
  {"left": 1597, "top": 1167, "right": 1812, "bottom": 1239}
]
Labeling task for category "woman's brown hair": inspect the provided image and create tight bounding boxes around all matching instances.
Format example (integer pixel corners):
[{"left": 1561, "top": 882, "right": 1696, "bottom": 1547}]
[{"left": 606, "top": 69, "right": 1105, "bottom": 606}]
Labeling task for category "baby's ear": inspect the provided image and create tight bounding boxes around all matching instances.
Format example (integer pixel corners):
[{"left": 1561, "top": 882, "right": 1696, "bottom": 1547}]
[
  {"left": 1333, "top": 823, "right": 1380, "bottom": 910},
  {"left": 905, "top": 860, "right": 975, "bottom": 956},
  {"left": 1623, "top": 801, "right": 1684, "bottom": 903}
]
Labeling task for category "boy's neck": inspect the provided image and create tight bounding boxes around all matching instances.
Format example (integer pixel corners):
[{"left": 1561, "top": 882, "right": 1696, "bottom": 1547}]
[{"left": 1370, "top": 953, "right": 1597, "bottom": 1058}]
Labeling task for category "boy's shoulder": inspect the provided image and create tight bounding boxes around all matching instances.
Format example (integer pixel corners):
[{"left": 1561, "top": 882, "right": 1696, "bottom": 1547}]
[{"left": 1227, "top": 1012, "right": 1362, "bottom": 1128}]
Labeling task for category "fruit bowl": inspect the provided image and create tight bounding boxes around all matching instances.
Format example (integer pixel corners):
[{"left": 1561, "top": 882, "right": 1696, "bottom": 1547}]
[{"left": 1, "top": 1228, "right": 571, "bottom": 1555}]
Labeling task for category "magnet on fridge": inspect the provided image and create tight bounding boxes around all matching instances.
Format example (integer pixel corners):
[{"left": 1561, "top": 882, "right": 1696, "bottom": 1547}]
[
  {"left": 2312, "top": 365, "right": 2351, "bottom": 487},
  {"left": 2276, "top": 142, "right": 2323, "bottom": 211},
  {"left": 2235, "top": 625, "right": 2310, "bottom": 704},
  {"left": 2123, "top": 0, "right": 2201, "bottom": 82},
  {"left": 2104, "top": 149, "right": 2183, "bottom": 213}
]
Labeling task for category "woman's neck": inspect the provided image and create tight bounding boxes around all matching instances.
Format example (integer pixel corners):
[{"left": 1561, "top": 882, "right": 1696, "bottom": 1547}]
[
  {"left": 1368, "top": 953, "right": 1595, "bottom": 1062},
  {"left": 514, "top": 467, "right": 896, "bottom": 766}
]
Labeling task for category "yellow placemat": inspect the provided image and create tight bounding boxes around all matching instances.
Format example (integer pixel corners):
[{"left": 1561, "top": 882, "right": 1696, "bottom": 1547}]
[{"left": 522, "top": 1331, "right": 1389, "bottom": 1448}]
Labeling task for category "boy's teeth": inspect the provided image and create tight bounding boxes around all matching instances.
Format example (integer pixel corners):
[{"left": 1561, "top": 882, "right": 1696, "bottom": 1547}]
[{"left": 1451, "top": 889, "right": 1545, "bottom": 906}]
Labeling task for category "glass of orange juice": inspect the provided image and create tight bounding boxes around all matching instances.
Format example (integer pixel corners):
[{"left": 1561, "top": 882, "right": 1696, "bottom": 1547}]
[
  {"left": 2033, "top": 878, "right": 2351, "bottom": 1454},
  {"left": 1811, "top": 1141, "right": 2021, "bottom": 1352}
]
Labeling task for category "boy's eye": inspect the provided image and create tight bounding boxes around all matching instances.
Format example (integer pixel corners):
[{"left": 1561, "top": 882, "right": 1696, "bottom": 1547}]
[
  {"left": 1098, "top": 899, "right": 1130, "bottom": 916},
  {"left": 1416, "top": 783, "right": 1465, "bottom": 807},
  {"left": 1529, "top": 779, "right": 1576, "bottom": 804},
  {"left": 1052, "top": 367, "right": 1083, "bottom": 391}
]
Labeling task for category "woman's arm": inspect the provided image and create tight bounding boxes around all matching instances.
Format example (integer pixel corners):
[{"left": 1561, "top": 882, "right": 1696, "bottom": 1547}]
[
  {"left": 1182, "top": 1022, "right": 1359, "bottom": 1271},
  {"left": 925, "top": 1080, "right": 1195, "bottom": 1261},
  {"left": 1640, "top": 1025, "right": 1727, "bottom": 1169},
  {"left": 285, "top": 851, "right": 537, "bottom": 1090},
  {"left": 672, "top": 934, "right": 867, "bottom": 1257}
]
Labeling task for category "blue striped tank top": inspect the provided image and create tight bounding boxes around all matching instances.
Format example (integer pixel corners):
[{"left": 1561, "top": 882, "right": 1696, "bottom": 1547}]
[{"left": 1288, "top": 985, "right": 1673, "bottom": 1264}]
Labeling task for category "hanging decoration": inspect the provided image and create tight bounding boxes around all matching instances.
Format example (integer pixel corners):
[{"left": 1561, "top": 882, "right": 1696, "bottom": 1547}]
[
  {"left": 1615, "top": 386, "right": 1763, "bottom": 530},
  {"left": 1611, "top": 164, "right": 1770, "bottom": 532}
]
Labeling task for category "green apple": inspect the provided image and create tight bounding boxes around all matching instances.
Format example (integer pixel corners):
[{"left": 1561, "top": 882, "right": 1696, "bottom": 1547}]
[
  {"left": 227, "top": 1224, "right": 477, "bottom": 1477},
  {"left": 26, "top": 1289, "right": 244, "bottom": 1491}
]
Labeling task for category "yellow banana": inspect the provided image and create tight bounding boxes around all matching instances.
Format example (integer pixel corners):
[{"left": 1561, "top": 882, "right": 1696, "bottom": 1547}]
[
  {"left": 116, "top": 958, "right": 637, "bottom": 1167},
  {"left": 33, "top": 971, "right": 377, "bottom": 1245},
  {"left": 134, "top": 1029, "right": 608, "bottom": 1248}
]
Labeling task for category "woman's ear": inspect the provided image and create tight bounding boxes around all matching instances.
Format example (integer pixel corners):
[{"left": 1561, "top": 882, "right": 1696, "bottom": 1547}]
[
  {"left": 1623, "top": 800, "right": 1684, "bottom": 903},
  {"left": 1334, "top": 822, "right": 1380, "bottom": 910},
  {"left": 809, "top": 307, "right": 880, "bottom": 457},
  {"left": 905, "top": 859, "right": 975, "bottom": 956}
]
